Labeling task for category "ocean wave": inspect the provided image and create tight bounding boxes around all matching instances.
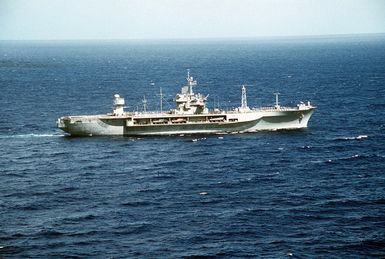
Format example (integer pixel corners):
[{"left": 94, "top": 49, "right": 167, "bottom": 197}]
[
  {"left": 13, "top": 203, "right": 51, "bottom": 211},
  {"left": 121, "top": 200, "right": 157, "bottom": 207},
  {"left": 325, "top": 153, "right": 381, "bottom": 163},
  {"left": 36, "top": 229, "right": 66, "bottom": 238},
  {"left": 0, "top": 133, "right": 65, "bottom": 139},
  {"left": 334, "top": 135, "right": 368, "bottom": 141},
  {"left": 58, "top": 186, "right": 79, "bottom": 193},
  {"left": 191, "top": 137, "right": 207, "bottom": 142},
  {"left": 322, "top": 198, "right": 385, "bottom": 207},
  {"left": 60, "top": 213, "right": 98, "bottom": 223},
  {"left": 333, "top": 239, "right": 385, "bottom": 257},
  {"left": 66, "top": 230, "right": 99, "bottom": 237},
  {"left": 137, "top": 187, "right": 164, "bottom": 193},
  {"left": 111, "top": 222, "right": 154, "bottom": 235}
]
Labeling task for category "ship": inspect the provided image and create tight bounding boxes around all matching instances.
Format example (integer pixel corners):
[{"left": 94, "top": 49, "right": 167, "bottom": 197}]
[{"left": 57, "top": 71, "right": 315, "bottom": 136}]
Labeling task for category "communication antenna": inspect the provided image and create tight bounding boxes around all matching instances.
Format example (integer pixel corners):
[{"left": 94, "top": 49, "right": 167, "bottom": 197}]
[
  {"left": 214, "top": 95, "right": 220, "bottom": 109},
  {"left": 241, "top": 85, "right": 248, "bottom": 109},
  {"left": 142, "top": 95, "right": 147, "bottom": 112},
  {"left": 274, "top": 92, "right": 280, "bottom": 108},
  {"left": 152, "top": 82, "right": 164, "bottom": 113},
  {"left": 159, "top": 87, "right": 164, "bottom": 113},
  {"left": 186, "top": 69, "right": 197, "bottom": 95},
  {"left": 235, "top": 84, "right": 253, "bottom": 110}
]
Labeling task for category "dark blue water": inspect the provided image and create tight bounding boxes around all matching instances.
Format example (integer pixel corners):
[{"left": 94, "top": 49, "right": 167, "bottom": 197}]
[{"left": 1, "top": 35, "right": 385, "bottom": 258}]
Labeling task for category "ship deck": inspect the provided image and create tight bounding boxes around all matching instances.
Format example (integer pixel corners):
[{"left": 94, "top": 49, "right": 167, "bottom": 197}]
[{"left": 65, "top": 106, "right": 309, "bottom": 119}]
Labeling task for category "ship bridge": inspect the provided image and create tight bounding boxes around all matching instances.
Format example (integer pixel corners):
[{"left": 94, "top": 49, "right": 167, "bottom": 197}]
[{"left": 173, "top": 71, "right": 208, "bottom": 115}]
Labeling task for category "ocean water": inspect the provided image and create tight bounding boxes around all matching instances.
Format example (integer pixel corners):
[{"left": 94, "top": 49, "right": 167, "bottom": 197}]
[{"left": 1, "top": 35, "right": 385, "bottom": 258}]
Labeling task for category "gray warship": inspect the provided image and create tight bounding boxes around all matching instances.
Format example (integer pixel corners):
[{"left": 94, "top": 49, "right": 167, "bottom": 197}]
[{"left": 57, "top": 71, "right": 315, "bottom": 136}]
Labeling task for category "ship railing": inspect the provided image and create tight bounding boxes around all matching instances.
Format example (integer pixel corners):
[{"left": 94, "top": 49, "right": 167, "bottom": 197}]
[
  {"left": 118, "top": 111, "right": 171, "bottom": 117},
  {"left": 257, "top": 106, "right": 299, "bottom": 111},
  {"left": 222, "top": 106, "right": 297, "bottom": 113}
]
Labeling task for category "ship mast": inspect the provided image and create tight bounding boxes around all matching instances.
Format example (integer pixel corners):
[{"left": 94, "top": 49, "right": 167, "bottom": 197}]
[
  {"left": 142, "top": 95, "right": 147, "bottom": 112},
  {"left": 238, "top": 85, "right": 250, "bottom": 112},
  {"left": 186, "top": 69, "right": 197, "bottom": 95},
  {"left": 159, "top": 87, "right": 164, "bottom": 113},
  {"left": 241, "top": 85, "right": 248, "bottom": 109},
  {"left": 274, "top": 92, "right": 280, "bottom": 109}
]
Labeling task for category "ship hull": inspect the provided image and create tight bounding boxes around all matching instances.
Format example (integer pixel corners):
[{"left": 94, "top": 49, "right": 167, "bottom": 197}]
[
  {"left": 248, "top": 108, "right": 314, "bottom": 131},
  {"left": 124, "top": 119, "right": 257, "bottom": 136},
  {"left": 57, "top": 108, "right": 314, "bottom": 136}
]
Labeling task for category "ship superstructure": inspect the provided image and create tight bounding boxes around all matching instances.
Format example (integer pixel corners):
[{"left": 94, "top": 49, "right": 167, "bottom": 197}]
[{"left": 57, "top": 71, "right": 315, "bottom": 136}]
